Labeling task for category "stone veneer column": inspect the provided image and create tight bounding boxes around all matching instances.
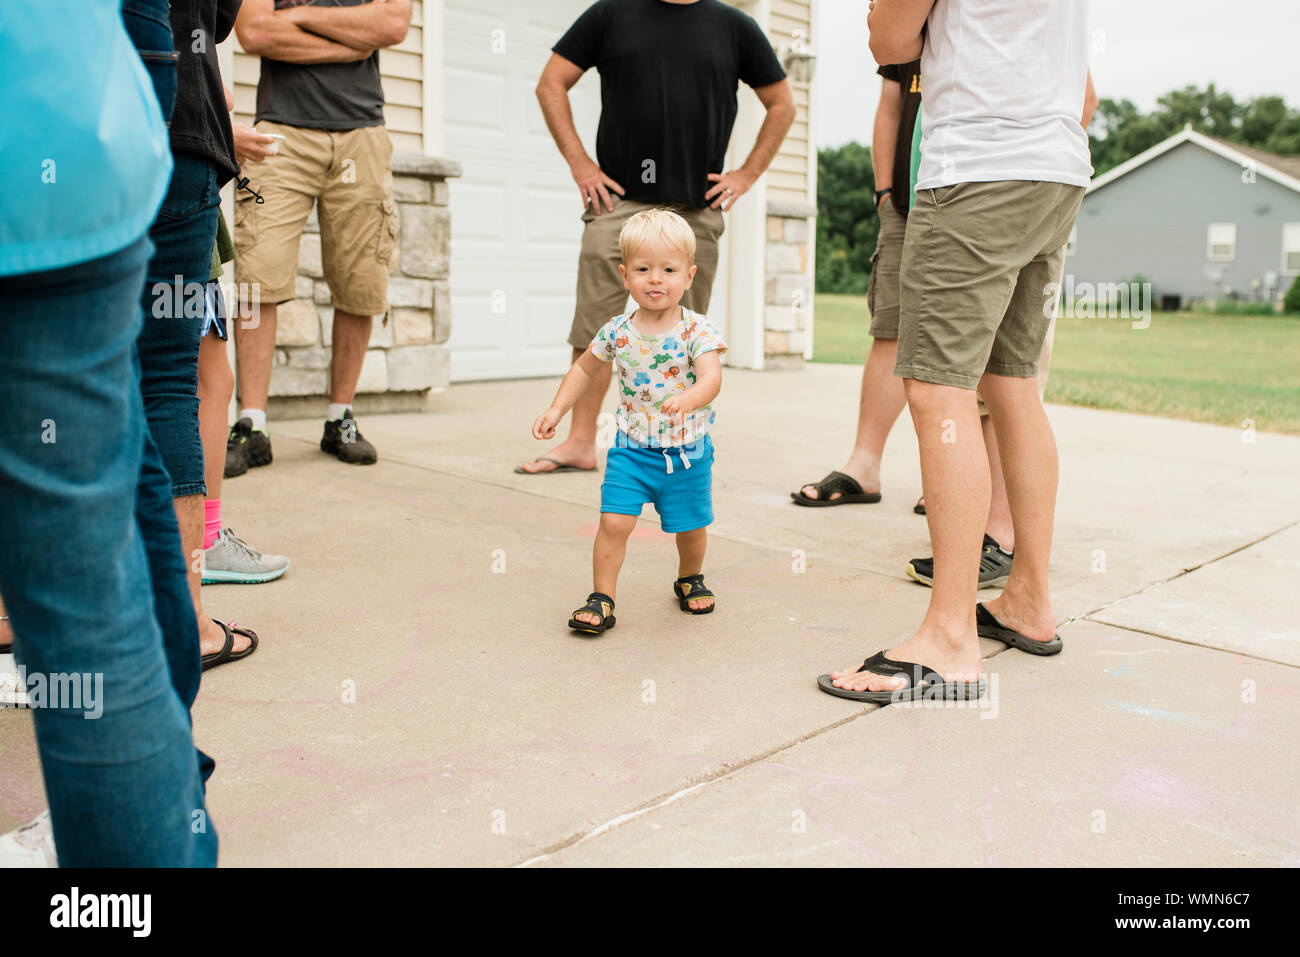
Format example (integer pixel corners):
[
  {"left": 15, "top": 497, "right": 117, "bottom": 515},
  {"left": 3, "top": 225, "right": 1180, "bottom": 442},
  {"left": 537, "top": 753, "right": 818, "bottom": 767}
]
[
  {"left": 763, "top": 199, "right": 816, "bottom": 369},
  {"left": 267, "top": 153, "right": 462, "bottom": 418}
]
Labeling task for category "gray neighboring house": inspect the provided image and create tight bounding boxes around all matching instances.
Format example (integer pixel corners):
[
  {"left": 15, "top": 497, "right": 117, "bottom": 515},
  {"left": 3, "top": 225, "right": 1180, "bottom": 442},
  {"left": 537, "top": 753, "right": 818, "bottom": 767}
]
[{"left": 1068, "top": 125, "right": 1300, "bottom": 307}]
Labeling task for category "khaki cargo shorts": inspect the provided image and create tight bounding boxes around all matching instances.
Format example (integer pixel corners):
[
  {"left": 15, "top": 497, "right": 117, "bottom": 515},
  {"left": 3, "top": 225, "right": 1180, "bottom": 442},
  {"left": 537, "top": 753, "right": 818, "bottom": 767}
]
[
  {"left": 233, "top": 121, "right": 398, "bottom": 316},
  {"left": 568, "top": 197, "right": 725, "bottom": 350},
  {"left": 866, "top": 200, "right": 907, "bottom": 338},
  {"left": 895, "top": 180, "right": 1084, "bottom": 390}
]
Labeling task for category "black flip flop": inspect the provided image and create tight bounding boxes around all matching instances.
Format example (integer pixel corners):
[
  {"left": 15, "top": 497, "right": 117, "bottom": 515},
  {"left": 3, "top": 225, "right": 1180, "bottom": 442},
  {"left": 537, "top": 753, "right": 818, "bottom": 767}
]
[
  {"left": 673, "top": 574, "right": 716, "bottom": 614},
  {"left": 976, "top": 603, "right": 1062, "bottom": 655},
  {"left": 569, "top": 592, "right": 616, "bottom": 635},
  {"left": 817, "top": 650, "right": 985, "bottom": 704},
  {"left": 201, "top": 619, "right": 259, "bottom": 671},
  {"left": 914, "top": 498, "right": 926, "bottom": 515},
  {"left": 515, "top": 457, "right": 597, "bottom": 475},
  {"left": 790, "top": 470, "right": 882, "bottom": 507}
]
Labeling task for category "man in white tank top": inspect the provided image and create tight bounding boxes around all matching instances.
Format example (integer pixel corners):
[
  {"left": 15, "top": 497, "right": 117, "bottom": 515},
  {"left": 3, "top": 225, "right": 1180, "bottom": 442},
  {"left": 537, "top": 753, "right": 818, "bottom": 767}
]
[{"left": 820, "top": 0, "right": 1092, "bottom": 703}]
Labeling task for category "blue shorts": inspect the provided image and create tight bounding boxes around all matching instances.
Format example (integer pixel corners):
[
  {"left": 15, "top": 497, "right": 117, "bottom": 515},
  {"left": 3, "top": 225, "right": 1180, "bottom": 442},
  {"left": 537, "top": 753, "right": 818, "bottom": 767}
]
[{"left": 600, "top": 433, "right": 715, "bottom": 533}]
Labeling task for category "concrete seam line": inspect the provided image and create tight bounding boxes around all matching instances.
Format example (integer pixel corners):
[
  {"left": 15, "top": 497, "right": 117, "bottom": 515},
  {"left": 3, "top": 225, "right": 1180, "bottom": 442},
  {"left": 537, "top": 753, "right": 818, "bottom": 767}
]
[
  {"left": 510, "top": 705, "right": 881, "bottom": 867},
  {"left": 1075, "top": 517, "right": 1300, "bottom": 623},
  {"left": 1077, "top": 615, "right": 1300, "bottom": 670}
]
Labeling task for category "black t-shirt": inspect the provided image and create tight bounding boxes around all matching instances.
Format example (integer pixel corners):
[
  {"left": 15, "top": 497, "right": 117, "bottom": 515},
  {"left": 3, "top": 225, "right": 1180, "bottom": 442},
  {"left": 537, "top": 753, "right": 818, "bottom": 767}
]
[
  {"left": 554, "top": 0, "right": 787, "bottom": 209},
  {"left": 876, "top": 59, "right": 921, "bottom": 217},
  {"left": 256, "top": 0, "right": 386, "bottom": 130},
  {"left": 170, "top": 0, "right": 242, "bottom": 186}
]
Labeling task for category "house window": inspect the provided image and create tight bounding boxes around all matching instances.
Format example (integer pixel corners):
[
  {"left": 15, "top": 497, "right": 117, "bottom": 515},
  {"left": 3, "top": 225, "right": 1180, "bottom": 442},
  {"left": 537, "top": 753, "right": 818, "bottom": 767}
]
[
  {"left": 1066, "top": 224, "right": 1077, "bottom": 255},
  {"left": 1283, "top": 223, "right": 1300, "bottom": 275},
  {"left": 1206, "top": 223, "right": 1237, "bottom": 262}
]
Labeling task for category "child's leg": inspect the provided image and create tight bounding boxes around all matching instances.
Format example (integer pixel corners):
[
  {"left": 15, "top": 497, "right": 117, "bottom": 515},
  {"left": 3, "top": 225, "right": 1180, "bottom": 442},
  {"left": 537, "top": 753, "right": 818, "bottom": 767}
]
[
  {"left": 674, "top": 527, "right": 712, "bottom": 611},
  {"left": 576, "top": 512, "right": 638, "bottom": 625}
]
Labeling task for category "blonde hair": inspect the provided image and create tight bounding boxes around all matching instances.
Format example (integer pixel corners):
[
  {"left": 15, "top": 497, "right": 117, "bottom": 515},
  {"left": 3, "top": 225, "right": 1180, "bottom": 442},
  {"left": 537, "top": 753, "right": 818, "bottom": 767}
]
[{"left": 619, "top": 208, "right": 696, "bottom": 265}]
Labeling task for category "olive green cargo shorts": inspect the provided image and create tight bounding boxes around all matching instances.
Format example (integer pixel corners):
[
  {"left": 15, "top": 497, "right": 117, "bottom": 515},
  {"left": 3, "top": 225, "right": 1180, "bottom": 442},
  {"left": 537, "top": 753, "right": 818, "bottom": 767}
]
[
  {"left": 867, "top": 200, "right": 907, "bottom": 337},
  {"left": 895, "top": 180, "right": 1084, "bottom": 390}
]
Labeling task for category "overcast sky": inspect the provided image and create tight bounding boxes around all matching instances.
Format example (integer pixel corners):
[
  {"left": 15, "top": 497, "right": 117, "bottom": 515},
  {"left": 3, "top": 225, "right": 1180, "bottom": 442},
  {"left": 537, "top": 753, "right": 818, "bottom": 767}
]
[{"left": 814, "top": 0, "right": 1300, "bottom": 148}]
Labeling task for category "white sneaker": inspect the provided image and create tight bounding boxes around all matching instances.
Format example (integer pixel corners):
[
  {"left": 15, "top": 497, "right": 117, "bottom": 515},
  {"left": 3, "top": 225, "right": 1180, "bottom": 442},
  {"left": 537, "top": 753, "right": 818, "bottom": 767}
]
[
  {"left": 0, "top": 811, "right": 58, "bottom": 867},
  {"left": 0, "top": 654, "right": 27, "bottom": 708}
]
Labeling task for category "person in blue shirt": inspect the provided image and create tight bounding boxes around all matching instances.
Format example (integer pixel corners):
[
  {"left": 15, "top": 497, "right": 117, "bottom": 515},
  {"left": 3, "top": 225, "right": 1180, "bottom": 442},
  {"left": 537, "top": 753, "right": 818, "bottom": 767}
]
[{"left": 0, "top": 0, "right": 217, "bottom": 867}]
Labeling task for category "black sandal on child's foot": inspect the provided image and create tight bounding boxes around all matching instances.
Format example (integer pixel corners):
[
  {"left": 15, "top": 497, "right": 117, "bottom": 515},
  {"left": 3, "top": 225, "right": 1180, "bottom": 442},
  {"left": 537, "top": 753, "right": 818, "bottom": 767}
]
[
  {"left": 568, "top": 592, "right": 616, "bottom": 635},
  {"left": 673, "top": 574, "right": 716, "bottom": 614}
]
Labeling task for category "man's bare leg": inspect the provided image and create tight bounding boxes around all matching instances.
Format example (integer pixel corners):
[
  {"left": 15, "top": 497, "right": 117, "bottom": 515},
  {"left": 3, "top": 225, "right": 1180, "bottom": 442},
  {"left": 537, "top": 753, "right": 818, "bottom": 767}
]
[
  {"left": 978, "top": 374, "right": 1058, "bottom": 643},
  {"left": 830, "top": 379, "right": 986, "bottom": 691},
  {"left": 982, "top": 414, "right": 1015, "bottom": 549},
  {"left": 518, "top": 346, "right": 612, "bottom": 473},
  {"left": 573, "top": 512, "right": 637, "bottom": 625},
  {"left": 800, "top": 336, "right": 906, "bottom": 500},
  {"left": 329, "top": 309, "right": 373, "bottom": 405},
  {"left": 234, "top": 300, "right": 277, "bottom": 411}
]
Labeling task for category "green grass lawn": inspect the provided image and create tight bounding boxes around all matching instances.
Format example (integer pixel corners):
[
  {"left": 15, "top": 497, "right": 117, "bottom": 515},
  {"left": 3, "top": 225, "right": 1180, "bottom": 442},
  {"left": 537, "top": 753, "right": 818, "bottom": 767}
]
[{"left": 813, "top": 293, "right": 1300, "bottom": 434}]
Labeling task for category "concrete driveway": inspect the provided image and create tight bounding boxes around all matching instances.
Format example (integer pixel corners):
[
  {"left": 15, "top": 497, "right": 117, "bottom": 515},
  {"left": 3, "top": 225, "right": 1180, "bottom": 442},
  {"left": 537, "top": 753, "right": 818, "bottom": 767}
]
[{"left": 2, "top": 363, "right": 1296, "bottom": 866}]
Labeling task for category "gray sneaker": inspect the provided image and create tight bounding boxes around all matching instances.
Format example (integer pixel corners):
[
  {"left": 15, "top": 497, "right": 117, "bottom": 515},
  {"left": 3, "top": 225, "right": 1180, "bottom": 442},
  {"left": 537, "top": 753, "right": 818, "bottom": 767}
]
[
  {"left": 0, "top": 811, "right": 57, "bottom": 867},
  {"left": 906, "top": 534, "right": 1013, "bottom": 589},
  {"left": 202, "top": 528, "right": 290, "bottom": 585},
  {"left": 0, "top": 654, "right": 28, "bottom": 708}
]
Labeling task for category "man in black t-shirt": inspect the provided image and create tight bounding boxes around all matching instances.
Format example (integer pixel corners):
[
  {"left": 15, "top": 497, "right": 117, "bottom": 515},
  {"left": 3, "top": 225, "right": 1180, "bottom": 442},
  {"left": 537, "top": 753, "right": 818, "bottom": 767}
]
[{"left": 516, "top": 0, "right": 795, "bottom": 476}]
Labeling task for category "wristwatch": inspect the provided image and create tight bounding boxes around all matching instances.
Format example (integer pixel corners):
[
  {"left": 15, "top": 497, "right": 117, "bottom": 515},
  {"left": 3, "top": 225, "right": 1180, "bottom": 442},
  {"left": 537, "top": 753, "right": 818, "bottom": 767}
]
[{"left": 875, "top": 188, "right": 892, "bottom": 206}]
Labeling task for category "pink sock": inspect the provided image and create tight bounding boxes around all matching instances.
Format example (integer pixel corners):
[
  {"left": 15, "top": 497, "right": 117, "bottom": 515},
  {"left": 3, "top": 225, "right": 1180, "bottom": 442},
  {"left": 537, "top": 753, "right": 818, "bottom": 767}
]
[{"left": 203, "top": 499, "right": 222, "bottom": 549}]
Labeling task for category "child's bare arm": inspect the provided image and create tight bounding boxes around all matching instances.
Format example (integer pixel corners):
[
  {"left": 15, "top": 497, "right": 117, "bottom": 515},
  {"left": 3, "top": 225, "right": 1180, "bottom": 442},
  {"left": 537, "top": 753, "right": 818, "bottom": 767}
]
[
  {"left": 660, "top": 350, "right": 722, "bottom": 417},
  {"left": 532, "top": 350, "right": 606, "bottom": 439}
]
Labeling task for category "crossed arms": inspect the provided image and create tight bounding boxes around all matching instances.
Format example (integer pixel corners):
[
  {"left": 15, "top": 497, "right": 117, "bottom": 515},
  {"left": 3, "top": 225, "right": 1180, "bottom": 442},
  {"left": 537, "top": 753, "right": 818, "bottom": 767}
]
[{"left": 236, "top": 0, "right": 411, "bottom": 64}]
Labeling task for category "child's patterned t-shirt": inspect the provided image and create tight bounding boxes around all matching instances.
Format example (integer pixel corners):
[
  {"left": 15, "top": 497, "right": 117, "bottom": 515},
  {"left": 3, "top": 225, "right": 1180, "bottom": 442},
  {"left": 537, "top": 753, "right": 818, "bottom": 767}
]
[{"left": 589, "top": 307, "right": 727, "bottom": 448}]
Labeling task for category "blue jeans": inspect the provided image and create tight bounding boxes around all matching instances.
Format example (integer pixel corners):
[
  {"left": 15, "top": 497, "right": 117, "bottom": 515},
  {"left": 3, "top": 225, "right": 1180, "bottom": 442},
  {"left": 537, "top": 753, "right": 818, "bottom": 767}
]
[
  {"left": 0, "top": 236, "right": 217, "bottom": 867},
  {"left": 138, "top": 150, "right": 221, "bottom": 498},
  {"left": 121, "top": 0, "right": 178, "bottom": 125}
]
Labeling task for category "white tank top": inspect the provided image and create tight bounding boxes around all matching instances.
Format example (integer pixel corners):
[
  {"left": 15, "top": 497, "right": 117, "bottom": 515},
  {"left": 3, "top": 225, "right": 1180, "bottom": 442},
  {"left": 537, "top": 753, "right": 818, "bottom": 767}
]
[{"left": 916, "top": 0, "right": 1094, "bottom": 189}]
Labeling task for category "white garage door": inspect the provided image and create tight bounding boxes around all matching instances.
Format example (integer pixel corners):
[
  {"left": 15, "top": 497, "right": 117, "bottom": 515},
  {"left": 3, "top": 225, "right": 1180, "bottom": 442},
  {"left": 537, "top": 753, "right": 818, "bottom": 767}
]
[{"left": 443, "top": 0, "right": 603, "bottom": 382}]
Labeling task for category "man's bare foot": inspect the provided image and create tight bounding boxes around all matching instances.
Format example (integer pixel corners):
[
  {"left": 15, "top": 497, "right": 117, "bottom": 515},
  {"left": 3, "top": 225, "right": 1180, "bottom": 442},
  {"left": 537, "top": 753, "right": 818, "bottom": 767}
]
[
  {"left": 517, "top": 441, "right": 597, "bottom": 474},
  {"left": 799, "top": 456, "right": 880, "bottom": 502},
  {"left": 982, "top": 591, "right": 1056, "bottom": 644},
  {"left": 827, "top": 631, "right": 982, "bottom": 694},
  {"left": 198, "top": 616, "right": 251, "bottom": 657}
]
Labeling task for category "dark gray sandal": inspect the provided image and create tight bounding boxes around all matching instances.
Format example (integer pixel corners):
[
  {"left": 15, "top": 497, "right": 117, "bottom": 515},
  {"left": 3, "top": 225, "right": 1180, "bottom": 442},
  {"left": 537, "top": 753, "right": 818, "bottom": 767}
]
[
  {"left": 515, "top": 457, "right": 597, "bottom": 475},
  {"left": 791, "top": 471, "right": 882, "bottom": 507},
  {"left": 976, "top": 603, "right": 1062, "bottom": 655},
  {"left": 817, "top": 650, "right": 985, "bottom": 704},
  {"left": 201, "top": 619, "right": 259, "bottom": 671}
]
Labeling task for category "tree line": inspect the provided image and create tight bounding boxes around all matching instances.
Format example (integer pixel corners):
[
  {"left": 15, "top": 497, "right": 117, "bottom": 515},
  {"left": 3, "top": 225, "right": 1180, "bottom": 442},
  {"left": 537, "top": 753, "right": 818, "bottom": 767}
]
[{"left": 816, "top": 85, "right": 1300, "bottom": 294}]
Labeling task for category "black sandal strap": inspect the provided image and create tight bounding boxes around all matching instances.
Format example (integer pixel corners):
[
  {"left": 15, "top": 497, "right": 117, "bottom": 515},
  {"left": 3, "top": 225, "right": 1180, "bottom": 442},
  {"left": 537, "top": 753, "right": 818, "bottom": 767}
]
[
  {"left": 855, "top": 651, "right": 939, "bottom": 689},
  {"left": 574, "top": 592, "right": 614, "bottom": 623},
  {"left": 810, "top": 470, "right": 864, "bottom": 498},
  {"left": 673, "top": 575, "right": 713, "bottom": 599}
]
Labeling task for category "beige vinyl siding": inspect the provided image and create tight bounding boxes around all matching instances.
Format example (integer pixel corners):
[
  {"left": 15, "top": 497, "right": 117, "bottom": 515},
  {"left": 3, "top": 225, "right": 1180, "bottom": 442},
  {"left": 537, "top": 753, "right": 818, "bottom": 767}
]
[
  {"left": 231, "top": 0, "right": 425, "bottom": 154},
  {"left": 767, "top": 0, "right": 813, "bottom": 208}
]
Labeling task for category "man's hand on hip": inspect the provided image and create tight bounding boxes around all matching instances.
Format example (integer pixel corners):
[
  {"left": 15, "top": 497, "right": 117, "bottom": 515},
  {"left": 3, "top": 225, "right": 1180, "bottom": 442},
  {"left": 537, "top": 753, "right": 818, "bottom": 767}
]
[
  {"left": 705, "top": 169, "right": 756, "bottom": 212},
  {"left": 572, "top": 157, "right": 625, "bottom": 213}
]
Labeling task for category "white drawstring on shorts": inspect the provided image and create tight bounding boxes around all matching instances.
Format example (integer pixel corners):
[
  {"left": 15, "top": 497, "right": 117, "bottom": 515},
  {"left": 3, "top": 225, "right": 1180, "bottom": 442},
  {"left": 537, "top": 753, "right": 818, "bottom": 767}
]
[{"left": 663, "top": 447, "right": 691, "bottom": 475}]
